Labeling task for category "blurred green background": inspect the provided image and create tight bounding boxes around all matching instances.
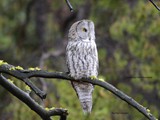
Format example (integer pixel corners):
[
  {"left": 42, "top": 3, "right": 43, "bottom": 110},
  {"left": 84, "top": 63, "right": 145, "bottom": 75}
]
[{"left": 0, "top": 0, "right": 160, "bottom": 120}]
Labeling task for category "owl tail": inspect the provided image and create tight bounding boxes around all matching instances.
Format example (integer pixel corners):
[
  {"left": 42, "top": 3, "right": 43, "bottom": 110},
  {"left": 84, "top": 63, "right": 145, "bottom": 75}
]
[{"left": 71, "top": 81, "right": 94, "bottom": 114}]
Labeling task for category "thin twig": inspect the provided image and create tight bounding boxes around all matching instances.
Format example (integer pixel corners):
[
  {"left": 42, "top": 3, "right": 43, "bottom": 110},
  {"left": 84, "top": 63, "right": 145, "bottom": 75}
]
[
  {"left": 149, "top": 0, "right": 160, "bottom": 11},
  {"left": 65, "top": 0, "right": 73, "bottom": 12},
  {"left": 23, "top": 78, "right": 47, "bottom": 99},
  {"left": 0, "top": 63, "right": 157, "bottom": 120}
]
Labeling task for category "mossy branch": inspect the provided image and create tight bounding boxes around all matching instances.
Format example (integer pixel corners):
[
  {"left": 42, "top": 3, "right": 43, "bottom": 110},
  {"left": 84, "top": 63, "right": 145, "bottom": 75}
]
[
  {"left": 0, "top": 74, "right": 68, "bottom": 120},
  {"left": 0, "top": 62, "right": 157, "bottom": 120}
]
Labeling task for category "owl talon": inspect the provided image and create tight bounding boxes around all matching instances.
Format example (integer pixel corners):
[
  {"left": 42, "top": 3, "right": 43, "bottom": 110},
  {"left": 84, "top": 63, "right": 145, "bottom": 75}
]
[
  {"left": 68, "top": 73, "right": 72, "bottom": 77},
  {"left": 90, "top": 76, "right": 97, "bottom": 80}
]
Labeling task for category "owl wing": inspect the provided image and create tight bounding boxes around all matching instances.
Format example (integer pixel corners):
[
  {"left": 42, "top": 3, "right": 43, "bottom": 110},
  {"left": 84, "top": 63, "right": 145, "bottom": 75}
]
[
  {"left": 92, "top": 43, "right": 99, "bottom": 77},
  {"left": 66, "top": 42, "right": 74, "bottom": 74},
  {"left": 66, "top": 45, "right": 70, "bottom": 73},
  {"left": 95, "top": 46, "right": 99, "bottom": 76}
]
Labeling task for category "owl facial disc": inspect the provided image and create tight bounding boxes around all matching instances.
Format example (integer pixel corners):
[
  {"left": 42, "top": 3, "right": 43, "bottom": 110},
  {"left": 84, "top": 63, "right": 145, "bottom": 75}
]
[{"left": 76, "top": 20, "right": 95, "bottom": 42}]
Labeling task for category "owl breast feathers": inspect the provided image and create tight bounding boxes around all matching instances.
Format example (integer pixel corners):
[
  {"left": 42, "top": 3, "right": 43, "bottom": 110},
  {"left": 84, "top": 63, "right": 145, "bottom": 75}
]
[{"left": 66, "top": 20, "right": 99, "bottom": 113}]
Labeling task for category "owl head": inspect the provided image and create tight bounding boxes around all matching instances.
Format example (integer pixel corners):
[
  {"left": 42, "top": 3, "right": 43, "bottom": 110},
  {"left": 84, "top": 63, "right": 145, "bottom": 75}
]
[{"left": 68, "top": 20, "right": 95, "bottom": 42}]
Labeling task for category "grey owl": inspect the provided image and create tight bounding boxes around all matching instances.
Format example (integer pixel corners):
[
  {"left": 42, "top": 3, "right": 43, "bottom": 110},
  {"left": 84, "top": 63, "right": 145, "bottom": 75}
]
[{"left": 66, "top": 20, "right": 98, "bottom": 113}]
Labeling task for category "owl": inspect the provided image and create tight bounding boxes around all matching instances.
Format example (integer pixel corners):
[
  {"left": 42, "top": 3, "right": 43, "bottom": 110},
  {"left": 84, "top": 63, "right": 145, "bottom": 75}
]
[{"left": 66, "top": 20, "right": 98, "bottom": 113}]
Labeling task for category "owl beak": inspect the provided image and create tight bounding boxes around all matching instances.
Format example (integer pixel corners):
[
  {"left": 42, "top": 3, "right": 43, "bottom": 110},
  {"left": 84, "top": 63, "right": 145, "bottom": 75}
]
[
  {"left": 89, "top": 33, "right": 94, "bottom": 41},
  {"left": 88, "top": 32, "right": 92, "bottom": 41}
]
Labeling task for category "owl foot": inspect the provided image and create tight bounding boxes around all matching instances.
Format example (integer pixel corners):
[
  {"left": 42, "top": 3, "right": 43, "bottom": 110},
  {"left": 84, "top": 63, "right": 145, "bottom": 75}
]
[{"left": 90, "top": 76, "right": 97, "bottom": 80}]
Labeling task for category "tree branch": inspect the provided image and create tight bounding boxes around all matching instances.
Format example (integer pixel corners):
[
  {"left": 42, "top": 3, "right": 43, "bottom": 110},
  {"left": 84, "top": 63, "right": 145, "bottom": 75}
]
[
  {"left": 0, "top": 74, "right": 68, "bottom": 120},
  {"left": 149, "top": 0, "right": 160, "bottom": 11},
  {"left": 0, "top": 63, "right": 47, "bottom": 99},
  {"left": 0, "top": 63, "right": 157, "bottom": 120}
]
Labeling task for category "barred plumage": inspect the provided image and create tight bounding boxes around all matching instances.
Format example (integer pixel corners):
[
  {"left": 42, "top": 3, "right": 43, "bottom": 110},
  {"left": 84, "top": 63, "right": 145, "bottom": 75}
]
[{"left": 66, "top": 20, "right": 98, "bottom": 113}]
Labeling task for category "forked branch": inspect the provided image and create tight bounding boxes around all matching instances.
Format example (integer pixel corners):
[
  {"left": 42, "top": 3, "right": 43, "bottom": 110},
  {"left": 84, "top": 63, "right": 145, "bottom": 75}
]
[
  {"left": 0, "top": 62, "right": 157, "bottom": 120},
  {"left": 0, "top": 74, "right": 68, "bottom": 120}
]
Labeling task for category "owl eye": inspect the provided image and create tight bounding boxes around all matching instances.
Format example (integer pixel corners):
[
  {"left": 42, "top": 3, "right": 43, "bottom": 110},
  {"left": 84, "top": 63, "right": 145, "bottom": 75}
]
[{"left": 82, "top": 28, "right": 87, "bottom": 32}]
